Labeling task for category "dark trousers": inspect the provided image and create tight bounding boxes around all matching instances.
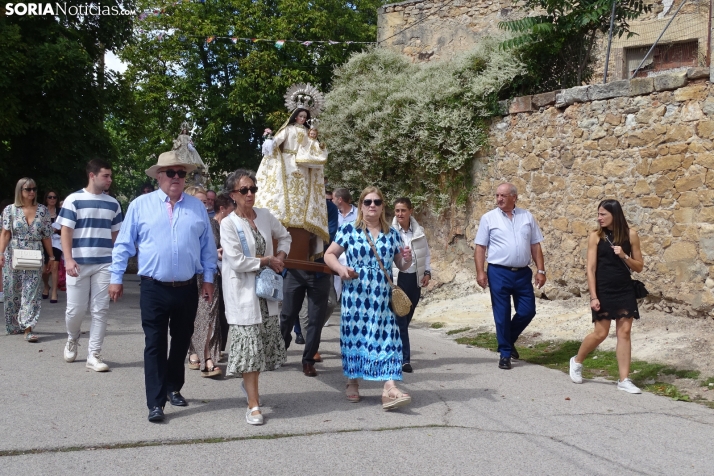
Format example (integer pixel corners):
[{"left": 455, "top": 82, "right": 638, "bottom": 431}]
[
  {"left": 140, "top": 278, "right": 199, "bottom": 409},
  {"left": 280, "top": 269, "right": 330, "bottom": 365},
  {"left": 486, "top": 265, "right": 536, "bottom": 358},
  {"left": 395, "top": 272, "right": 421, "bottom": 364},
  {"left": 216, "top": 275, "right": 229, "bottom": 351}
]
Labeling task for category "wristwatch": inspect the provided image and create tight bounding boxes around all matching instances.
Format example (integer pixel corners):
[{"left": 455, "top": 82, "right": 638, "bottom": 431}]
[
  {"left": 537, "top": 269, "right": 546, "bottom": 275},
  {"left": 424, "top": 270, "right": 431, "bottom": 277}
]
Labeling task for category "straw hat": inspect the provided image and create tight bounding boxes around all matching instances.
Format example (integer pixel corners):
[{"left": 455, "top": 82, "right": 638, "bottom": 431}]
[{"left": 145, "top": 151, "right": 198, "bottom": 179}]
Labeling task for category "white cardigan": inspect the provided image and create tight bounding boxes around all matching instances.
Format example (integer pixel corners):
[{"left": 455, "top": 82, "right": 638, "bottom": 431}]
[
  {"left": 392, "top": 216, "right": 431, "bottom": 287},
  {"left": 220, "top": 208, "right": 291, "bottom": 325}
]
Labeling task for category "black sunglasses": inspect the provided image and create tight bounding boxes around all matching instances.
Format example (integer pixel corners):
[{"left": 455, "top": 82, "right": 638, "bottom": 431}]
[
  {"left": 233, "top": 186, "right": 258, "bottom": 195},
  {"left": 23, "top": 187, "right": 37, "bottom": 192},
  {"left": 162, "top": 169, "right": 187, "bottom": 178},
  {"left": 47, "top": 195, "right": 58, "bottom": 199},
  {"left": 363, "top": 199, "right": 383, "bottom": 206}
]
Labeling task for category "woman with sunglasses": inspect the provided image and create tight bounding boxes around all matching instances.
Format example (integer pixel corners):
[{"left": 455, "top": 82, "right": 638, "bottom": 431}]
[
  {"left": 0, "top": 178, "right": 53, "bottom": 341},
  {"left": 324, "top": 186, "right": 414, "bottom": 411},
  {"left": 41, "top": 190, "right": 62, "bottom": 303},
  {"left": 220, "top": 169, "right": 291, "bottom": 425}
]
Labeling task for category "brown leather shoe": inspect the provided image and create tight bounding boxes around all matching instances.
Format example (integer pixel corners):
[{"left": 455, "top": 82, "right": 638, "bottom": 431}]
[
  {"left": 303, "top": 363, "right": 317, "bottom": 377},
  {"left": 313, "top": 352, "right": 322, "bottom": 362}
]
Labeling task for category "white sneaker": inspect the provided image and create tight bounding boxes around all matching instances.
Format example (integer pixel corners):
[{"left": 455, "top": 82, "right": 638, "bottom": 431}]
[
  {"left": 245, "top": 406, "right": 264, "bottom": 425},
  {"left": 617, "top": 378, "right": 642, "bottom": 394},
  {"left": 64, "top": 339, "right": 78, "bottom": 363},
  {"left": 86, "top": 353, "right": 109, "bottom": 372},
  {"left": 569, "top": 356, "right": 583, "bottom": 384}
]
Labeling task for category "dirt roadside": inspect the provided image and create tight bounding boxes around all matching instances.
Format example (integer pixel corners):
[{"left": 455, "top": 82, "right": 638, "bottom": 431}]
[{"left": 414, "top": 279, "right": 714, "bottom": 402}]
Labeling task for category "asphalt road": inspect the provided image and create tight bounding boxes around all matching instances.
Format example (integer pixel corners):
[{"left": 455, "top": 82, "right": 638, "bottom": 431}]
[{"left": 1, "top": 274, "right": 713, "bottom": 475}]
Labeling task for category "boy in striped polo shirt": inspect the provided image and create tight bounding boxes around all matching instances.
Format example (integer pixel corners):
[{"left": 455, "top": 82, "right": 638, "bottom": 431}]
[{"left": 57, "top": 159, "right": 123, "bottom": 371}]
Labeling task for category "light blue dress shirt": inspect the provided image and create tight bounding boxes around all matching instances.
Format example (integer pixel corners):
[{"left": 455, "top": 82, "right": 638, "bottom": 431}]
[
  {"left": 110, "top": 189, "right": 218, "bottom": 285},
  {"left": 337, "top": 204, "right": 357, "bottom": 226},
  {"left": 474, "top": 207, "right": 543, "bottom": 268}
]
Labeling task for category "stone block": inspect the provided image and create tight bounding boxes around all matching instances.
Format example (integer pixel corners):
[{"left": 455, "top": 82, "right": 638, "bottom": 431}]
[
  {"left": 694, "top": 152, "right": 714, "bottom": 169},
  {"left": 532, "top": 91, "right": 558, "bottom": 108},
  {"left": 509, "top": 95, "right": 533, "bottom": 114},
  {"left": 697, "top": 120, "right": 714, "bottom": 139},
  {"left": 654, "top": 72, "right": 688, "bottom": 91},
  {"left": 639, "top": 196, "right": 661, "bottom": 208},
  {"left": 521, "top": 153, "right": 541, "bottom": 171},
  {"left": 633, "top": 180, "right": 650, "bottom": 196},
  {"left": 663, "top": 241, "right": 697, "bottom": 262},
  {"left": 626, "top": 129, "right": 658, "bottom": 147},
  {"left": 551, "top": 217, "right": 569, "bottom": 232},
  {"left": 703, "top": 97, "right": 714, "bottom": 116},
  {"left": 560, "top": 150, "right": 574, "bottom": 168},
  {"left": 665, "top": 124, "right": 693, "bottom": 143},
  {"left": 589, "top": 80, "right": 629, "bottom": 101},
  {"left": 604, "top": 113, "right": 621, "bottom": 125},
  {"left": 599, "top": 136, "right": 618, "bottom": 151},
  {"left": 629, "top": 77, "right": 654, "bottom": 96},
  {"left": 674, "top": 174, "right": 704, "bottom": 192},
  {"left": 580, "top": 158, "right": 602, "bottom": 175},
  {"left": 681, "top": 103, "right": 703, "bottom": 122},
  {"left": 699, "top": 207, "right": 714, "bottom": 224},
  {"left": 673, "top": 84, "right": 708, "bottom": 102},
  {"left": 649, "top": 155, "right": 682, "bottom": 174},
  {"left": 530, "top": 174, "right": 550, "bottom": 194},
  {"left": 687, "top": 66, "right": 710, "bottom": 80},
  {"left": 560, "top": 86, "right": 590, "bottom": 105},
  {"left": 652, "top": 175, "right": 674, "bottom": 194},
  {"left": 678, "top": 191, "right": 700, "bottom": 207},
  {"left": 603, "top": 159, "right": 630, "bottom": 177}
]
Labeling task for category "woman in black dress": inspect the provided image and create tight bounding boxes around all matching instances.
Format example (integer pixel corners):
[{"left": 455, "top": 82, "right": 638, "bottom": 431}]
[{"left": 569, "top": 199, "right": 644, "bottom": 393}]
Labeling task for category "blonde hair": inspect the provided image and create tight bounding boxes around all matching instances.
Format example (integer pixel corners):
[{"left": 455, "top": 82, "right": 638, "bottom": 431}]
[
  {"left": 354, "top": 186, "right": 391, "bottom": 234},
  {"left": 14, "top": 177, "right": 37, "bottom": 207},
  {"left": 183, "top": 185, "right": 207, "bottom": 197}
]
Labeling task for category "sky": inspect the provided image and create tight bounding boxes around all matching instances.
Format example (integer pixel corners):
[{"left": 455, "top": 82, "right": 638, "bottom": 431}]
[{"left": 105, "top": 51, "right": 128, "bottom": 73}]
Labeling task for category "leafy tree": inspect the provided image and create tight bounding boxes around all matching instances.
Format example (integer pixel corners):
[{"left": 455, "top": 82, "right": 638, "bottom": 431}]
[
  {"left": 499, "top": 0, "right": 651, "bottom": 95},
  {"left": 321, "top": 40, "right": 524, "bottom": 213},
  {"left": 0, "top": 1, "right": 134, "bottom": 199},
  {"left": 114, "top": 0, "right": 386, "bottom": 198}
]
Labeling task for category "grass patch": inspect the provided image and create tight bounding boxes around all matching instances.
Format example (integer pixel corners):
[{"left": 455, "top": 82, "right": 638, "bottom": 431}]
[
  {"left": 430, "top": 322, "right": 445, "bottom": 329},
  {"left": 700, "top": 377, "right": 714, "bottom": 387},
  {"left": 446, "top": 327, "right": 472, "bottom": 335},
  {"left": 455, "top": 331, "right": 701, "bottom": 402}
]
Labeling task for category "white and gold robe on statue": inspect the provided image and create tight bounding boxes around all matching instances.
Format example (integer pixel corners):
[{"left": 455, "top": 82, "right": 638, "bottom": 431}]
[{"left": 254, "top": 124, "right": 329, "bottom": 247}]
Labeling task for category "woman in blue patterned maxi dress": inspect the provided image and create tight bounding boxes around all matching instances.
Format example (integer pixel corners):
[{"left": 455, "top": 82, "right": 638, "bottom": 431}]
[{"left": 324, "top": 186, "right": 414, "bottom": 411}]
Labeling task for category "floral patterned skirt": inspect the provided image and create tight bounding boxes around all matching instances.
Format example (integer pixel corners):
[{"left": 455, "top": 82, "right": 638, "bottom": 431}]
[{"left": 226, "top": 299, "right": 286, "bottom": 377}]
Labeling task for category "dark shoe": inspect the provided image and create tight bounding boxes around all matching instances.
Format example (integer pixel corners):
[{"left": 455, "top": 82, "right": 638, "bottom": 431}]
[
  {"left": 402, "top": 363, "right": 413, "bottom": 373},
  {"left": 498, "top": 357, "right": 512, "bottom": 370},
  {"left": 148, "top": 406, "right": 165, "bottom": 422},
  {"left": 295, "top": 333, "right": 305, "bottom": 345},
  {"left": 303, "top": 363, "right": 317, "bottom": 377},
  {"left": 167, "top": 391, "right": 188, "bottom": 406},
  {"left": 511, "top": 347, "right": 520, "bottom": 360}
]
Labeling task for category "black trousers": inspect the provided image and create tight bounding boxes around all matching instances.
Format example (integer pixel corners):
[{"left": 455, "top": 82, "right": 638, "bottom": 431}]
[
  {"left": 280, "top": 269, "right": 331, "bottom": 366},
  {"left": 395, "top": 272, "right": 421, "bottom": 363},
  {"left": 140, "top": 278, "right": 198, "bottom": 409},
  {"left": 216, "top": 275, "right": 229, "bottom": 351}
]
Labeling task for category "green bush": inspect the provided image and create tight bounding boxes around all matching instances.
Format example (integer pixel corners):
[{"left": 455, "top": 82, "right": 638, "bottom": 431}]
[{"left": 321, "top": 39, "right": 524, "bottom": 213}]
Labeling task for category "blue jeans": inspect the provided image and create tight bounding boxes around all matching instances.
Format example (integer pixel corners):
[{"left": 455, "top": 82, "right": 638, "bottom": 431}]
[{"left": 486, "top": 265, "right": 536, "bottom": 358}]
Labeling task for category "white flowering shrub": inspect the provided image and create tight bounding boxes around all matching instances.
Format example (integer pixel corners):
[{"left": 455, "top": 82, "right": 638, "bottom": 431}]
[{"left": 322, "top": 38, "right": 524, "bottom": 212}]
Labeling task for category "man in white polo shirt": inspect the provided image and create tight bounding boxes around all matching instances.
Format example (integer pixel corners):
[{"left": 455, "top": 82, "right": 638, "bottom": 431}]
[
  {"left": 474, "top": 182, "right": 546, "bottom": 370},
  {"left": 57, "top": 159, "right": 123, "bottom": 372}
]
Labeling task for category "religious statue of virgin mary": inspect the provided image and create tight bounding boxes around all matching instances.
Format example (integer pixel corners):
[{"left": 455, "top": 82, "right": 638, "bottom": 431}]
[{"left": 255, "top": 83, "right": 329, "bottom": 258}]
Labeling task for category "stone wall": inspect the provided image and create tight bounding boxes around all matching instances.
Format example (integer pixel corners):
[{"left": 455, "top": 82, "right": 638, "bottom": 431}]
[
  {"left": 378, "top": 0, "right": 710, "bottom": 81},
  {"left": 423, "top": 67, "right": 714, "bottom": 317}
]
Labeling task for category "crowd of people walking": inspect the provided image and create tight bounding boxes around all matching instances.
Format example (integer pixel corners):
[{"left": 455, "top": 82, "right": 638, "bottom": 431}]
[{"left": 2, "top": 153, "right": 647, "bottom": 424}]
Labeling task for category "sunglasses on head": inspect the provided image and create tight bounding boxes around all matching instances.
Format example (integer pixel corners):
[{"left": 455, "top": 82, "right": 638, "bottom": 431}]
[
  {"left": 23, "top": 187, "right": 37, "bottom": 192},
  {"left": 47, "top": 195, "right": 57, "bottom": 199},
  {"left": 162, "top": 169, "right": 187, "bottom": 178},
  {"left": 233, "top": 186, "right": 259, "bottom": 195},
  {"left": 363, "top": 199, "right": 383, "bottom": 206}
]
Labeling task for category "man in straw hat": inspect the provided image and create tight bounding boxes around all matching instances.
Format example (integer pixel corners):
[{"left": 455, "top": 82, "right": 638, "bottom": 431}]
[{"left": 109, "top": 150, "right": 218, "bottom": 423}]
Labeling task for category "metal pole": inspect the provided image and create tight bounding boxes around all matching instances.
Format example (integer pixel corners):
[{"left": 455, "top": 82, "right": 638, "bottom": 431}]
[
  {"left": 603, "top": 0, "right": 617, "bottom": 83},
  {"left": 630, "top": 0, "right": 688, "bottom": 79},
  {"left": 707, "top": 0, "right": 712, "bottom": 66}
]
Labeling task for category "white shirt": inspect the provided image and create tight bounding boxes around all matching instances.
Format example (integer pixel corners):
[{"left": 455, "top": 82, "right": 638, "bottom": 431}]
[
  {"left": 337, "top": 204, "right": 357, "bottom": 226},
  {"left": 474, "top": 207, "right": 543, "bottom": 268}
]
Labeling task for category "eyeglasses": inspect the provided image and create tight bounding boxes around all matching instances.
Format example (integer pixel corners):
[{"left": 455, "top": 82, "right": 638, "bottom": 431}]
[
  {"left": 233, "top": 186, "right": 258, "bottom": 195},
  {"left": 47, "top": 195, "right": 57, "bottom": 199},
  {"left": 23, "top": 187, "right": 37, "bottom": 192},
  {"left": 162, "top": 169, "right": 187, "bottom": 178},
  {"left": 363, "top": 199, "right": 383, "bottom": 207}
]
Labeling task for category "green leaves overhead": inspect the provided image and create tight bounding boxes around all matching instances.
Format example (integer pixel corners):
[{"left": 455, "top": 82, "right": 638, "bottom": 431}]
[{"left": 498, "top": 0, "right": 651, "bottom": 94}]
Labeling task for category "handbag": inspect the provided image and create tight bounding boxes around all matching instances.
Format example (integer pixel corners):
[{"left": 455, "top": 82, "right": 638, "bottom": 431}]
[
  {"left": 12, "top": 249, "right": 44, "bottom": 270},
  {"left": 363, "top": 229, "right": 412, "bottom": 317},
  {"left": 606, "top": 234, "right": 649, "bottom": 299},
  {"left": 9, "top": 206, "right": 43, "bottom": 271},
  {"left": 232, "top": 214, "right": 283, "bottom": 302}
]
